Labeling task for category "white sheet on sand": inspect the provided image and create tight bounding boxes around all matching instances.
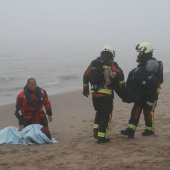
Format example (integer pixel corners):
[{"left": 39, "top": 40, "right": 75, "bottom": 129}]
[{"left": 0, "top": 124, "right": 58, "bottom": 145}]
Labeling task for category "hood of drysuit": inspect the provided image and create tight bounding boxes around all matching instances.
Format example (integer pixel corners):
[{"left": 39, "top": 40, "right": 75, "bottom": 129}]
[{"left": 24, "top": 86, "right": 43, "bottom": 106}]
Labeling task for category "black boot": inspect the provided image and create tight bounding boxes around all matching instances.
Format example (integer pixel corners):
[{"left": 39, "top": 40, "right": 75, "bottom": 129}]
[
  {"left": 142, "top": 129, "right": 154, "bottom": 136},
  {"left": 97, "top": 137, "right": 111, "bottom": 144},
  {"left": 93, "top": 128, "right": 98, "bottom": 139},
  {"left": 121, "top": 128, "right": 135, "bottom": 138}
]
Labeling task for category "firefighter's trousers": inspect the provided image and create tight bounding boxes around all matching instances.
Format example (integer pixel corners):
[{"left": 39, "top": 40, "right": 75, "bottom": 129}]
[
  {"left": 128, "top": 101, "right": 157, "bottom": 132},
  {"left": 92, "top": 95, "right": 113, "bottom": 138}
]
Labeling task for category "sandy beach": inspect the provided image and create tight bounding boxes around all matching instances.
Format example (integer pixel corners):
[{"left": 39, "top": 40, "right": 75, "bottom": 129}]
[{"left": 0, "top": 73, "right": 170, "bottom": 170}]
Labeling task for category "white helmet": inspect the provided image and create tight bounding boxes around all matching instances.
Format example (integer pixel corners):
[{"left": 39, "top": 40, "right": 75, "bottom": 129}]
[
  {"left": 101, "top": 44, "right": 115, "bottom": 56},
  {"left": 136, "top": 42, "right": 154, "bottom": 54}
]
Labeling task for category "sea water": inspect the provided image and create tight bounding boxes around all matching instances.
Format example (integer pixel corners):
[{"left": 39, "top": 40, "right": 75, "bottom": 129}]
[
  {"left": 0, "top": 54, "right": 84, "bottom": 105},
  {"left": 0, "top": 54, "right": 169, "bottom": 106}
]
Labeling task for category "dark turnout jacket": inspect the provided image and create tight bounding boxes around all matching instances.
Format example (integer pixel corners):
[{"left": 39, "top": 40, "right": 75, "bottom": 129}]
[{"left": 123, "top": 55, "right": 160, "bottom": 106}]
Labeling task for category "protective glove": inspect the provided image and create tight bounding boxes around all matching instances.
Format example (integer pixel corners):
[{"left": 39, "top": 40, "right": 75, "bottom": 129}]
[
  {"left": 116, "top": 70, "right": 124, "bottom": 81},
  {"left": 118, "top": 80, "right": 125, "bottom": 89},
  {"left": 83, "top": 85, "right": 89, "bottom": 97}
]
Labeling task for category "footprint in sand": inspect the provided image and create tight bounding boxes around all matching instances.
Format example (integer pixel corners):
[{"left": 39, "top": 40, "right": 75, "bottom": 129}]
[{"left": 0, "top": 162, "right": 8, "bottom": 166}]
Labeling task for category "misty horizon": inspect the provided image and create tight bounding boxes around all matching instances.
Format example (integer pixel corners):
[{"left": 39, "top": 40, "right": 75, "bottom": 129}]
[{"left": 0, "top": 0, "right": 170, "bottom": 67}]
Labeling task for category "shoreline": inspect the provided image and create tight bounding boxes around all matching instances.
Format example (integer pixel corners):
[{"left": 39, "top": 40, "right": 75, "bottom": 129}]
[{"left": 0, "top": 71, "right": 169, "bottom": 107}]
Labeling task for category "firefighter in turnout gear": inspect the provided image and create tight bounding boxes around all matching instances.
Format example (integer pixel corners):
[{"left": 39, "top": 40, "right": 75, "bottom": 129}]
[
  {"left": 83, "top": 45, "right": 125, "bottom": 144},
  {"left": 121, "top": 42, "right": 161, "bottom": 138},
  {"left": 14, "top": 78, "right": 53, "bottom": 139}
]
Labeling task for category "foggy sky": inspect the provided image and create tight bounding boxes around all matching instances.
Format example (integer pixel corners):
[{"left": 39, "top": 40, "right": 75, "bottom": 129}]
[{"left": 0, "top": 0, "right": 170, "bottom": 66}]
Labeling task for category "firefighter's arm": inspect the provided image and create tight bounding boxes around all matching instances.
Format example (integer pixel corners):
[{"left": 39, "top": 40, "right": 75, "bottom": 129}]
[
  {"left": 145, "top": 75, "right": 159, "bottom": 111},
  {"left": 111, "top": 63, "right": 125, "bottom": 89},
  {"left": 43, "top": 90, "right": 52, "bottom": 122},
  {"left": 83, "top": 65, "right": 92, "bottom": 97},
  {"left": 14, "top": 94, "right": 25, "bottom": 130}
]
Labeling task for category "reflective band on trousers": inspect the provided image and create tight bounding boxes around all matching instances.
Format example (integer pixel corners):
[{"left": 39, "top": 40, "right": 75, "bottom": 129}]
[
  {"left": 93, "top": 124, "right": 99, "bottom": 129},
  {"left": 97, "top": 88, "right": 112, "bottom": 95},
  {"left": 128, "top": 124, "right": 136, "bottom": 130},
  {"left": 145, "top": 126, "right": 154, "bottom": 131},
  {"left": 98, "top": 132, "right": 106, "bottom": 138}
]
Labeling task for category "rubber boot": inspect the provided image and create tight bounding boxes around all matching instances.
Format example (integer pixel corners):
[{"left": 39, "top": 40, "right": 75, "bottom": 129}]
[
  {"left": 121, "top": 128, "right": 135, "bottom": 138},
  {"left": 142, "top": 129, "right": 154, "bottom": 136},
  {"left": 97, "top": 137, "right": 111, "bottom": 144}
]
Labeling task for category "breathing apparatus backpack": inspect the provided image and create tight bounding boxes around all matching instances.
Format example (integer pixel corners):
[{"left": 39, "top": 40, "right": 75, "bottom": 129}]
[
  {"left": 89, "top": 57, "right": 105, "bottom": 91},
  {"left": 145, "top": 59, "right": 163, "bottom": 85}
]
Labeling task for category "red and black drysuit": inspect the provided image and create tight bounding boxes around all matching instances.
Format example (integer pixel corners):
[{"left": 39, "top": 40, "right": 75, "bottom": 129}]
[
  {"left": 83, "top": 53, "right": 125, "bottom": 141},
  {"left": 15, "top": 86, "right": 52, "bottom": 139}
]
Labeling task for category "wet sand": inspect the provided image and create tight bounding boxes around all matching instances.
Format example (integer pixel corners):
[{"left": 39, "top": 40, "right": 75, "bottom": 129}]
[{"left": 0, "top": 73, "right": 170, "bottom": 170}]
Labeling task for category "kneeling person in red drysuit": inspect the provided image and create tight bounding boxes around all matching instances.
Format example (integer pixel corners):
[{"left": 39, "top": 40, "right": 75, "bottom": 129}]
[{"left": 14, "top": 78, "right": 53, "bottom": 139}]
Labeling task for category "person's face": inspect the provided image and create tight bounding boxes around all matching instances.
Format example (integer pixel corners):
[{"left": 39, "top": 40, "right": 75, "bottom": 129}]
[{"left": 27, "top": 79, "right": 37, "bottom": 91}]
